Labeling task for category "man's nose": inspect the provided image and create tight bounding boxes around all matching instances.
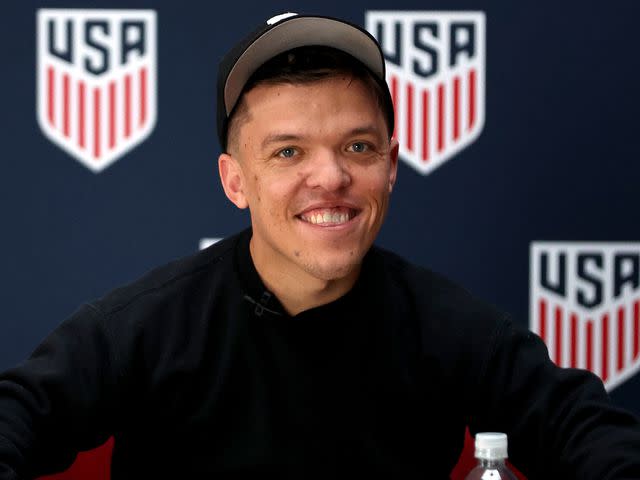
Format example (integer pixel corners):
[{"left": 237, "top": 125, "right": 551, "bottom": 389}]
[{"left": 305, "top": 149, "right": 352, "bottom": 191}]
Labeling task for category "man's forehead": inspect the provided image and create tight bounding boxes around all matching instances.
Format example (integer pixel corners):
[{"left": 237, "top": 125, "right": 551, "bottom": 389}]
[
  {"left": 242, "top": 75, "right": 381, "bottom": 113},
  {"left": 259, "top": 125, "right": 385, "bottom": 150},
  {"left": 239, "top": 79, "right": 387, "bottom": 134}
]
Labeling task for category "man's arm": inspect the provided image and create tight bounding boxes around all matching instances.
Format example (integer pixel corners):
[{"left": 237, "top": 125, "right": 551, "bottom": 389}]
[
  {"left": 469, "top": 316, "right": 640, "bottom": 479},
  {"left": 0, "top": 303, "right": 124, "bottom": 478}
]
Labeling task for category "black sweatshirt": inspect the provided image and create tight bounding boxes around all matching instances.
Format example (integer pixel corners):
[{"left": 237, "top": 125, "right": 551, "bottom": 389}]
[{"left": 0, "top": 229, "right": 639, "bottom": 479}]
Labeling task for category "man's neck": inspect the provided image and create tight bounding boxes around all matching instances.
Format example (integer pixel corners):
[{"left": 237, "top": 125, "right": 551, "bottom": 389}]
[{"left": 249, "top": 238, "right": 361, "bottom": 316}]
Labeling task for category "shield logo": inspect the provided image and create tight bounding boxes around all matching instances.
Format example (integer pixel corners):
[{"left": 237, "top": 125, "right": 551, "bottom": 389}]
[
  {"left": 365, "top": 11, "right": 486, "bottom": 176},
  {"left": 37, "top": 9, "right": 157, "bottom": 173},
  {"left": 530, "top": 242, "right": 640, "bottom": 391}
]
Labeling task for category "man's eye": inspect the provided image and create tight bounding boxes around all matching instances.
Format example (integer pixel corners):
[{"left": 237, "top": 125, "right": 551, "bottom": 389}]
[
  {"left": 349, "top": 142, "right": 370, "bottom": 153},
  {"left": 277, "top": 147, "right": 297, "bottom": 158}
]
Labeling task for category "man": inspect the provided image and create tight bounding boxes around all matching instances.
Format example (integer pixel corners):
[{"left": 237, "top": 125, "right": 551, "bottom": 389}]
[{"left": 0, "top": 12, "right": 639, "bottom": 479}]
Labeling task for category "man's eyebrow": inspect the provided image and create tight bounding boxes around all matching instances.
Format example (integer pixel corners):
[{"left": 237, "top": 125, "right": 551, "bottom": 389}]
[
  {"left": 260, "top": 125, "right": 384, "bottom": 150},
  {"left": 261, "top": 134, "right": 304, "bottom": 150},
  {"left": 346, "top": 125, "right": 384, "bottom": 138}
]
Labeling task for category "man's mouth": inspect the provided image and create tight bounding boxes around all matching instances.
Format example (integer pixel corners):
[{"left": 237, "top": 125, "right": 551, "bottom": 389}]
[{"left": 297, "top": 207, "right": 358, "bottom": 226}]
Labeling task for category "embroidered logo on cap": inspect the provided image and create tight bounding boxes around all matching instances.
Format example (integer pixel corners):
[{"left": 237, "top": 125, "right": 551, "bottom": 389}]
[{"left": 267, "top": 12, "right": 298, "bottom": 26}]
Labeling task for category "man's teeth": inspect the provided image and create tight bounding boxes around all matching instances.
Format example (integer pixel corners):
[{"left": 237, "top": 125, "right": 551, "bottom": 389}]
[{"left": 301, "top": 210, "right": 353, "bottom": 225}]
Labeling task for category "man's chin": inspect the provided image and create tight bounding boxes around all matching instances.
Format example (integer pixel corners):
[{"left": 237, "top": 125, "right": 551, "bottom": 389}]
[{"left": 301, "top": 256, "right": 363, "bottom": 283}]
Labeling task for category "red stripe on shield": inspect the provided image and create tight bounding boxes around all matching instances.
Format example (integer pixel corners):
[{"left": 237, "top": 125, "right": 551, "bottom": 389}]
[
  {"left": 437, "top": 83, "right": 444, "bottom": 152},
  {"left": 109, "top": 81, "right": 116, "bottom": 149},
  {"left": 406, "top": 83, "right": 413, "bottom": 152},
  {"left": 79, "top": 81, "right": 85, "bottom": 149},
  {"left": 140, "top": 67, "right": 147, "bottom": 127},
  {"left": 63, "top": 74, "right": 70, "bottom": 138},
  {"left": 422, "top": 89, "right": 429, "bottom": 163},
  {"left": 618, "top": 306, "right": 625, "bottom": 372},
  {"left": 555, "top": 306, "right": 562, "bottom": 365},
  {"left": 453, "top": 76, "right": 460, "bottom": 140},
  {"left": 602, "top": 313, "right": 609, "bottom": 382},
  {"left": 125, "top": 74, "right": 132, "bottom": 138},
  {"left": 586, "top": 320, "right": 594, "bottom": 372},
  {"left": 93, "top": 88, "right": 101, "bottom": 159},
  {"left": 539, "top": 298, "right": 547, "bottom": 345},
  {"left": 570, "top": 313, "right": 578, "bottom": 368},
  {"left": 469, "top": 69, "right": 476, "bottom": 131},
  {"left": 48, "top": 66, "right": 55, "bottom": 127},
  {"left": 634, "top": 300, "right": 639, "bottom": 359}
]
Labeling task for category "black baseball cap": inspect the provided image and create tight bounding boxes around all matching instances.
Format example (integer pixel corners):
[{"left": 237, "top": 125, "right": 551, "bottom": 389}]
[{"left": 216, "top": 12, "right": 394, "bottom": 151}]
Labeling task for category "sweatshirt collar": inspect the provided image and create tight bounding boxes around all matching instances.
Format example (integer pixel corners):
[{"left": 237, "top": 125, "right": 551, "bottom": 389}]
[
  {"left": 233, "top": 227, "right": 376, "bottom": 320},
  {"left": 234, "top": 228, "right": 286, "bottom": 317}
]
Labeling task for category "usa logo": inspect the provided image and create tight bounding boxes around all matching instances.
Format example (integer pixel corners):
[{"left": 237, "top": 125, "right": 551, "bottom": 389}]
[
  {"left": 530, "top": 243, "right": 640, "bottom": 391},
  {"left": 37, "top": 9, "right": 157, "bottom": 173},
  {"left": 365, "top": 11, "right": 485, "bottom": 176}
]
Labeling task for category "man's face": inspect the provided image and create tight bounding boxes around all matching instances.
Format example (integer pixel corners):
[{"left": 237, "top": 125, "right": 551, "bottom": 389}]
[{"left": 219, "top": 74, "right": 398, "bottom": 285}]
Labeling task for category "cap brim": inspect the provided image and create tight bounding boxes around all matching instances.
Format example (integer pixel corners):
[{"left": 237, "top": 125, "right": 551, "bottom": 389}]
[{"left": 223, "top": 15, "right": 386, "bottom": 116}]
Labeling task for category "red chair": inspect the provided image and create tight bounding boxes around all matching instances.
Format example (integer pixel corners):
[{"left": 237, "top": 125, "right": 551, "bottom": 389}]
[{"left": 38, "top": 437, "right": 113, "bottom": 480}]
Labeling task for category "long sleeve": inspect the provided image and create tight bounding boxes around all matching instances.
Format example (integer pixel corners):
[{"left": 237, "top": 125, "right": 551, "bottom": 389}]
[
  {"left": 470, "top": 316, "right": 640, "bottom": 480},
  {"left": 0, "top": 303, "right": 126, "bottom": 478}
]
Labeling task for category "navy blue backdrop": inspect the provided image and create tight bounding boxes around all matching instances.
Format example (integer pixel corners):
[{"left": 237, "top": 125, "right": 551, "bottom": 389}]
[{"left": 1, "top": 0, "right": 639, "bottom": 418}]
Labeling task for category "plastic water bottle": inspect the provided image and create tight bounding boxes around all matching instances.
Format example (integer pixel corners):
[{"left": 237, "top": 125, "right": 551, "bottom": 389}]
[{"left": 464, "top": 432, "right": 518, "bottom": 480}]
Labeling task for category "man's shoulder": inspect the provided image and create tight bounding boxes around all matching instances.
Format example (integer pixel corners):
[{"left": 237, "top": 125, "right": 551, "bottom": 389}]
[
  {"left": 90, "top": 230, "right": 246, "bottom": 316},
  {"left": 369, "top": 244, "right": 505, "bottom": 328},
  {"left": 368, "top": 245, "right": 510, "bottom": 377},
  {"left": 369, "top": 244, "right": 474, "bottom": 304}
]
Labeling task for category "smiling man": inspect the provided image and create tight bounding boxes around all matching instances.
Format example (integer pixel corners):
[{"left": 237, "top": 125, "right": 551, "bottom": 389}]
[
  {"left": 218, "top": 50, "right": 398, "bottom": 314},
  {"left": 0, "top": 12, "right": 640, "bottom": 480}
]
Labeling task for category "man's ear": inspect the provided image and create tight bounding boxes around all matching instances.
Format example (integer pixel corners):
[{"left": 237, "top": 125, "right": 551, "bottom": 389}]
[
  {"left": 218, "top": 153, "right": 249, "bottom": 209},
  {"left": 388, "top": 137, "right": 400, "bottom": 193}
]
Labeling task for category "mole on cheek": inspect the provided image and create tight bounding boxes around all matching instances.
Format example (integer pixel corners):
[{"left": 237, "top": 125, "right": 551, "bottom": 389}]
[
  {"left": 253, "top": 176, "right": 261, "bottom": 202},
  {"left": 294, "top": 250, "right": 300, "bottom": 257}
]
